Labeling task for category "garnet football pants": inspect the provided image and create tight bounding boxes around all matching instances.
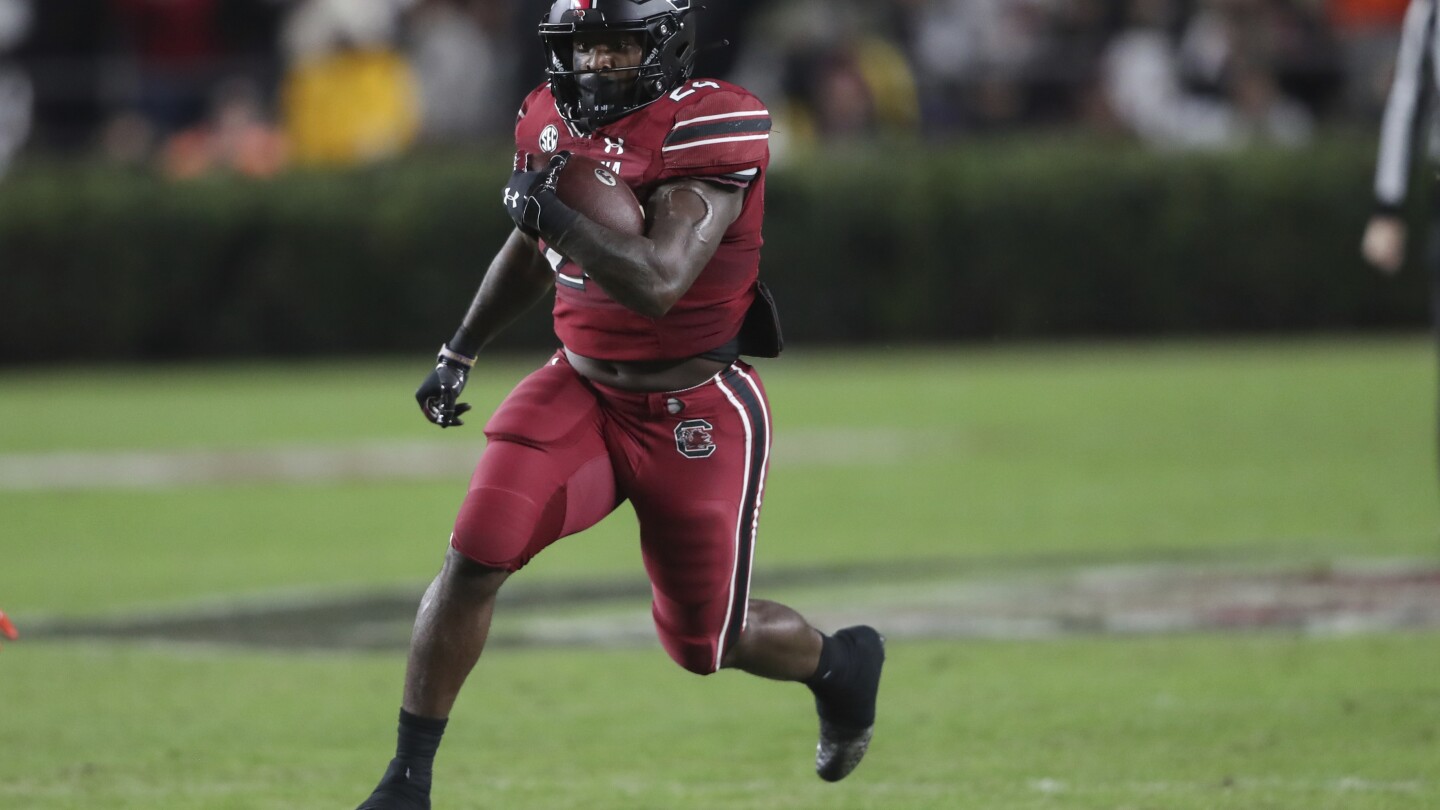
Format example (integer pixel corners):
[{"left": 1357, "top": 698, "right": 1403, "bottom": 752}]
[{"left": 450, "top": 352, "right": 771, "bottom": 674}]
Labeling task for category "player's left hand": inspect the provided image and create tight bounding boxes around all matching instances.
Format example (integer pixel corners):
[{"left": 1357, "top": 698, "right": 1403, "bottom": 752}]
[
  {"left": 503, "top": 150, "right": 579, "bottom": 240},
  {"left": 415, "top": 347, "right": 474, "bottom": 428}
]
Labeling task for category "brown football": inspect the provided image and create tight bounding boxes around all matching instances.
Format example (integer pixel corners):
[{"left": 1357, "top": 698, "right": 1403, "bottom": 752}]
[{"left": 553, "top": 154, "right": 645, "bottom": 235}]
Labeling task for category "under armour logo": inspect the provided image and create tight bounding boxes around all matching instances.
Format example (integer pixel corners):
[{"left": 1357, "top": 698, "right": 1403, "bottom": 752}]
[
  {"left": 604, "top": 136, "right": 625, "bottom": 155},
  {"left": 504, "top": 189, "right": 521, "bottom": 208}
]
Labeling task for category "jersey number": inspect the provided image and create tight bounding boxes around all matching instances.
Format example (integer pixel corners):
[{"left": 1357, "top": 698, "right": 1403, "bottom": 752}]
[{"left": 668, "top": 80, "right": 721, "bottom": 102}]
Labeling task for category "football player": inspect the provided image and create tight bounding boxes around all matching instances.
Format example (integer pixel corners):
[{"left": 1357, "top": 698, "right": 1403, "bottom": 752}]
[{"left": 356, "top": 2, "right": 884, "bottom": 807}]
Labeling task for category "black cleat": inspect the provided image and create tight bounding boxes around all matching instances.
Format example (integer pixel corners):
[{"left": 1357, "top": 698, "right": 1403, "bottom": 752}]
[
  {"left": 816, "top": 719, "right": 875, "bottom": 783},
  {"left": 813, "top": 626, "right": 885, "bottom": 782},
  {"left": 356, "top": 759, "right": 431, "bottom": 810}
]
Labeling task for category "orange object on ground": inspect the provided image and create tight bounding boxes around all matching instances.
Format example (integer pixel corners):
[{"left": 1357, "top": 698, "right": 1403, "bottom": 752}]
[{"left": 0, "top": 609, "right": 18, "bottom": 642}]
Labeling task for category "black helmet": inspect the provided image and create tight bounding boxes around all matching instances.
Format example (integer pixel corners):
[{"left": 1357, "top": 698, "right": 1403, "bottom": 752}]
[{"left": 540, "top": 0, "right": 698, "bottom": 130}]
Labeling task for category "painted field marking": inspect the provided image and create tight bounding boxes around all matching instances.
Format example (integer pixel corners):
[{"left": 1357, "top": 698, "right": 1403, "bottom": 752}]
[{"left": 0, "top": 429, "right": 958, "bottom": 491}]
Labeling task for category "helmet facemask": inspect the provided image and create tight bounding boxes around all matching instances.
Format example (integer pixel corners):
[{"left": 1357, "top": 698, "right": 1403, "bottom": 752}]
[{"left": 540, "top": 1, "right": 696, "bottom": 131}]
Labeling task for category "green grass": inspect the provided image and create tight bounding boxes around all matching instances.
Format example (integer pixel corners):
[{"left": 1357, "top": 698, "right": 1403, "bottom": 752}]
[
  {"left": 2, "top": 338, "right": 1436, "bottom": 614},
  {"left": 1, "top": 635, "right": 1435, "bottom": 809},
  {"left": 1, "top": 339, "right": 1438, "bottom": 808}
]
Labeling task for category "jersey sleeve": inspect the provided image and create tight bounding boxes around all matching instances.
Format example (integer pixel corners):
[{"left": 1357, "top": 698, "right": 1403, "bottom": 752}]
[
  {"left": 514, "top": 82, "right": 551, "bottom": 151},
  {"left": 1373, "top": 0, "right": 1437, "bottom": 211},
  {"left": 660, "top": 84, "right": 771, "bottom": 184}
]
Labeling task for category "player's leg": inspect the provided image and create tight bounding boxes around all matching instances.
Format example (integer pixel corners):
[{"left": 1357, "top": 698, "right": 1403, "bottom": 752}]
[
  {"left": 358, "top": 360, "right": 622, "bottom": 810},
  {"left": 623, "top": 363, "right": 885, "bottom": 781},
  {"left": 357, "top": 550, "right": 508, "bottom": 810},
  {"left": 716, "top": 600, "right": 884, "bottom": 783},
  {"left": 719, "top": 598, "right": 821, "bottom": 679},
  {"left": 402, "top": 550, "right": 510, "bottom": 718}
]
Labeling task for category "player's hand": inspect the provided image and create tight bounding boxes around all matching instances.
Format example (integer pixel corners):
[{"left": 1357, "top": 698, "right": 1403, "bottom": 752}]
[
  {"left": 503, "top": 150, "right": 579, "bottom": 240},
  {"left": 1361, "top": 214, "right": 1406, "bottom": 276},
  {"left": 415, "top": 347, "right": 474, "bottom": 428}
]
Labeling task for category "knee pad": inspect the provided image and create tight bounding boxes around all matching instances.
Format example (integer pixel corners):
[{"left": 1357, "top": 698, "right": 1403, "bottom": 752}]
[
  {"left": 652, "top": 602, "right": 722, "bottom": 675},
  {"left": 450, "top": 485, "right": 555, "bottom": 572}
]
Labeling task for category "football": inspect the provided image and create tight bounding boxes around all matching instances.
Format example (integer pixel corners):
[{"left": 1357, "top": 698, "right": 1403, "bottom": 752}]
[{"left": 553, "top": 154, "right": 645, "bottom": 235}]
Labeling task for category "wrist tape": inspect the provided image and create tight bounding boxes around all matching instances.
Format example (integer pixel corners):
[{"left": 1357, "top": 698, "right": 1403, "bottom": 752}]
[{"left": 438, "top": 344, "right": 476, "bottom": 368}]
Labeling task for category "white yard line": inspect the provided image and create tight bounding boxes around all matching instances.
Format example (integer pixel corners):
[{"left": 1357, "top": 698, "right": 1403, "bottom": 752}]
[{"left": 0, "top": 429, "right": 952, "bottom": 491}]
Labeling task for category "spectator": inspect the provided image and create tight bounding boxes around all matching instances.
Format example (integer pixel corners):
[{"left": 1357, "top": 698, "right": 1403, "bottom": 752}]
[
  {"left": 901, "top": 0, "right": 1062, "bottom": 133},
  {"left": 15, "top": 0, "right": 107, "bottom": 152},
  {"left": 730, "top": 0, "right": 918, "bottom": 156},
  {"left": 1262, "top": 0, "right": 1345, "bottom": 119},
  {"left": 405, "top": 0, "right": 513, "bottom": 144},
  {"left": 1175, "top": 0, "right": 1318, "bottom": 141},
  {"left": 216, "top": 0, "right": 286, "bottom": 87},
  {"left": 0, "top": 0, "right": 31, "bottom": 176},
  {"left": 1329, "top": 0, "right": 1409, "bottom": 116},
  {"left": 161, "top": 76, "right": 287, "bottom": 180},
  {"left": 1021, "top": 0, "right": 1116, "bottom": 128},
  {"left": 1101, "top": 0, "right": 1314, "bottom": 149},
  {"left": 279, "top": 0, "right": 419, "bottom": 165},
  {"left": 108, "top": 0, "right": 223, "bottom": 136}
]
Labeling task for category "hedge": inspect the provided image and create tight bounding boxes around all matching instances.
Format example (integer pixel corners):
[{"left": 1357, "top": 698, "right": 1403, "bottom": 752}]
[{"left": 0, "top": 137, "right": 1427, "bottom": 364}]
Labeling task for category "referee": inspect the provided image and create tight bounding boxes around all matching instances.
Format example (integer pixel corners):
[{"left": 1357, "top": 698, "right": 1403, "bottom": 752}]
[
  {"left": 1362, "top": 0, "right": 1440, "bottom": 482},
  {"left": 1363, "top": 0, "right": 1440, "bottom": 282}
]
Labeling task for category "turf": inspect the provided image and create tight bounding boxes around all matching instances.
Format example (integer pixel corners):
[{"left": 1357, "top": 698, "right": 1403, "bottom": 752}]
[
  {"left": 1, "top": 340, "right": 1437, "bottom": 809},
  {"left": 0, "top": 635, "right": 1435, "bottom": 809},
  {"left": 2, "top": 338, "right": 1436, "bottom": 615}
]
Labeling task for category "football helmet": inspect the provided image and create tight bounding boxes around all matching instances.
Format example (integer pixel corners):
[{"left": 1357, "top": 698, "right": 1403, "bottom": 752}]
[{"left": 540, "top": 0, "right": 697, "bottom": 130}]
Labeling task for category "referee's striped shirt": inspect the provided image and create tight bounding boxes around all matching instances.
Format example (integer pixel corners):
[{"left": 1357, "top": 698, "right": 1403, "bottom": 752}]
[{"left": 1375, "top": 0, "right": 1440, "bottom": 213}]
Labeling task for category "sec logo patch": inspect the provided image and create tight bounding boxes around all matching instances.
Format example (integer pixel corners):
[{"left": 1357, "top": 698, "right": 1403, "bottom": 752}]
[{"left": 539, "top": 124, "right": 559, "bottom": 153}]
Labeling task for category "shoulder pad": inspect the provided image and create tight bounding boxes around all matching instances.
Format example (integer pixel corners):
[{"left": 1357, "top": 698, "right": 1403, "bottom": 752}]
[
  {"left": 661, "top": 82, "right": 771, "bottom": 174},
  {"left": 516, "top": 82, "right": 551, "bottom": 127}
]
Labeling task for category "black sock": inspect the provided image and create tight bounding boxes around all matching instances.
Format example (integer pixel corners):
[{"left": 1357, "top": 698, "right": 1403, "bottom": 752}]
[
  {"left": 388, "top": 709, "right": 448, "bottom": 793},
  {"left": 804, "top": 630, "right": 879, "bottom": 729},
  {"left": 804, "top": 632, "right": 848, "bottom": 691}
]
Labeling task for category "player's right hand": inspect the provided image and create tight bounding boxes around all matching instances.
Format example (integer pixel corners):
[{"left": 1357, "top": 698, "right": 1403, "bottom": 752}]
[
  {"left": 416, "top": 347, "right": 474, "bottom": 428},
  {"left": 503, "top": 150, "right": 578, "bottom": 241}
]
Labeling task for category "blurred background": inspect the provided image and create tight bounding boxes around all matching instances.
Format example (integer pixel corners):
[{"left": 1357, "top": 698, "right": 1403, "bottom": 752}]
[
  {"left": 0, "top": 0, "right": 1403, "bottom": 167},
  {"left": 0, "top": 0, "right": 1431, "bottom": 362}
]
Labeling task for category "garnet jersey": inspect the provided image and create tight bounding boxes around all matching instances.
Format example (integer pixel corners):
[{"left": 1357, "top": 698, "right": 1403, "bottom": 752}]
[{"left": 514, "top": 78, "right": 771, "bottom": 361}]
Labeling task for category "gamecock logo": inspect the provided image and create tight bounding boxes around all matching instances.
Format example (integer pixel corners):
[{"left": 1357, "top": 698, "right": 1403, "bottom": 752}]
[{"left": 674, "top": 419, "right": 717, "bottom": 459}]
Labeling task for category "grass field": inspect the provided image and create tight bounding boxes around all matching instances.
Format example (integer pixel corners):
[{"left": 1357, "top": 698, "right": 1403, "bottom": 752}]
[{"left": 1, "top": 338, "right": 1438, "bottom": 808}]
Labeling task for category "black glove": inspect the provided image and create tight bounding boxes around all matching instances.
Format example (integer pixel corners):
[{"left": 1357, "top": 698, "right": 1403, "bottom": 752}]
[
  {"left": 415, "top": 346, "right": 474, "bottom": 428},
  {"left": 503, "top": 150, "right": 579, "bottom": 240}
]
